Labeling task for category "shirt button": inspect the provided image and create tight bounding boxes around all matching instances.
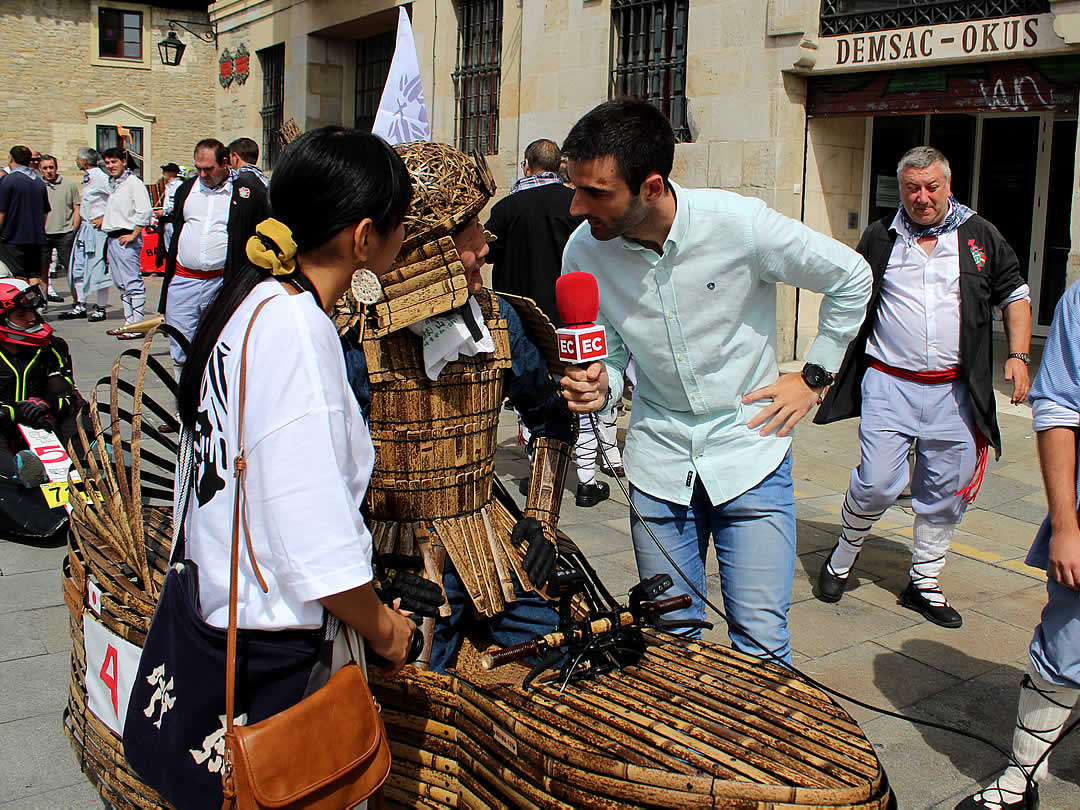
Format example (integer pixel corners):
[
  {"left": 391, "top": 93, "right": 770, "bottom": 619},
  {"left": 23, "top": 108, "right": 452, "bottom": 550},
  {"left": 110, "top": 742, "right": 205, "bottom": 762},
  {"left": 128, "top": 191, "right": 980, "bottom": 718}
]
[
  {"left": 668, "top": 311, "right": 675, "bottom": 319},
  {"left": 677, "top": 354, "right": 684, "bottom": 361}
]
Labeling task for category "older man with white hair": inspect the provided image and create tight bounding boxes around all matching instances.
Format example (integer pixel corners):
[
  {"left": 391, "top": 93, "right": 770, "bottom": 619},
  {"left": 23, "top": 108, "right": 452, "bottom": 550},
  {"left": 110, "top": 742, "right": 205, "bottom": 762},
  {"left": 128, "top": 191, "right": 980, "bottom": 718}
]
[{"left": 815, "top": 146, "right": 1033, "bottom": 628}]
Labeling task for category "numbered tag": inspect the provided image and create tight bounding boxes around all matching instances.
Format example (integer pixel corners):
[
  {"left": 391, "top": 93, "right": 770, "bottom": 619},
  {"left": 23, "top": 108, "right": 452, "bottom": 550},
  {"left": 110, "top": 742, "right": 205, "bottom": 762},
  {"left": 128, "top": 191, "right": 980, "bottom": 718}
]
[
  {"left": 40, "top": 481, "right": 69, "bottom": 509},
  {"left": 83, "top": 613, "right": 141, "bottom": 734},
  {"left": 18, "top": 425, "right": 74, "bottom": 482}
]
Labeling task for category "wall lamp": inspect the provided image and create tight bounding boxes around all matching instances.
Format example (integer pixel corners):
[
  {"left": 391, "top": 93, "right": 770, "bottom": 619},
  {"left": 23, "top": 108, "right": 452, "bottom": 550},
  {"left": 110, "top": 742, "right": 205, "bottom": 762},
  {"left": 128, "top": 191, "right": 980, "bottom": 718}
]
[{"left": 158, "top": 20, "right": 217, "bottom": 67}]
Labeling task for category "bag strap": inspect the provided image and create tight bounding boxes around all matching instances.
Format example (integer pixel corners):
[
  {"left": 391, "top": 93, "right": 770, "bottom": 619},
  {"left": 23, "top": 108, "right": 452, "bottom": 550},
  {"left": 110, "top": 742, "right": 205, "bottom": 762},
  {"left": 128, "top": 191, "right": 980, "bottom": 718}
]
[{"left": 225, "top": 295, "right": 275, "bottom": 740}]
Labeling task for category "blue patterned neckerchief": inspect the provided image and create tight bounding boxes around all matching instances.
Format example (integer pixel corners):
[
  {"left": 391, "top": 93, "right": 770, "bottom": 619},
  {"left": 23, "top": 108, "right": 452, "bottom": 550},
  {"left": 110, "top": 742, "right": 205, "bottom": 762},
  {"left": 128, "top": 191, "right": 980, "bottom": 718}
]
[
  {"left": 898, "top": 195, "right": 974, "bottom": 241},
  {"left": 107, "top": 168, "right": 132, "bottom": 193}
]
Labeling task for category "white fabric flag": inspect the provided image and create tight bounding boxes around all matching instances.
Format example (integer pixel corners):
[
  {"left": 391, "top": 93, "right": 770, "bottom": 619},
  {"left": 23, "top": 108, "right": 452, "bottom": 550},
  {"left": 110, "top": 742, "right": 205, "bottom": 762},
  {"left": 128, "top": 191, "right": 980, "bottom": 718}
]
[{"left": 372, "top": 7, "right": 431, "bottom": 145}]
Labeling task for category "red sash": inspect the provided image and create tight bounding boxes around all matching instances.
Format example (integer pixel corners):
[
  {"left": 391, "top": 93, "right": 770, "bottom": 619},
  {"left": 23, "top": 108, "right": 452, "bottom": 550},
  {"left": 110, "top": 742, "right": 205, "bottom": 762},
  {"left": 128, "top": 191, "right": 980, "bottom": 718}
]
[
  {"left": 174, "top": 262, "right": 224, "bottom": 280},
  {"left": 866, "top": 357, "right": 961, "bottom": 384}
]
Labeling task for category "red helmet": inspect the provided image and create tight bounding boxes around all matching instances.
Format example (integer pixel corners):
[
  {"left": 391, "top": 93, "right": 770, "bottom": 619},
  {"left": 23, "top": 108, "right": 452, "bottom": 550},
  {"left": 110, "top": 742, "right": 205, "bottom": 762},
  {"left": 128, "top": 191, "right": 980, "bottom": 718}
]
[{"left": 0, "top": 280, "right": 53, "bottom": 348}]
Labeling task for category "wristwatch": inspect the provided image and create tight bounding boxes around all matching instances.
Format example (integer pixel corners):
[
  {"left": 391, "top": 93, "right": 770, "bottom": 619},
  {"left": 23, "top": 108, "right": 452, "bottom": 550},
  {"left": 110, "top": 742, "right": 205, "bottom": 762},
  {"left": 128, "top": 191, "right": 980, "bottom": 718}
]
[
  {"left": 801, "top": 362, "right": 834, "bottom": 390},
  {"left": 1007, "top": 352, "right": 1030, "bottom": 366}
]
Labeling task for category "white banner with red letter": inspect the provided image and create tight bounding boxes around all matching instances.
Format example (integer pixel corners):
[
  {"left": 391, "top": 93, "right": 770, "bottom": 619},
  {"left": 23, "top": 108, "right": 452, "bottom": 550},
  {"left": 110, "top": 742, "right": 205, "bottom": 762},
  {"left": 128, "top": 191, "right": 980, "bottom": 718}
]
[{"left": 83, "top": 613, "right": 142, "bottom": 735}]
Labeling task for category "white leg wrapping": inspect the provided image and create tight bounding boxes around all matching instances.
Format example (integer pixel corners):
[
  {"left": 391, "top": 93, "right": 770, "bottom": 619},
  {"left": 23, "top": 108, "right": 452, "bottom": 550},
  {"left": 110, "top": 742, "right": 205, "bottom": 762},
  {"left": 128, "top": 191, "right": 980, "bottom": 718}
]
[
  {"left": 598, "top": 407, "right": 622, "bottom": 468},
  {"left": 129, "top": 286, "right": 145, "bottom": 323},
  {"left": 121, "top": 293, "right": 133, "bottom": 323},
  {"left": 828, "top": 491, "right": 886, "bottom": 575},
  {"left": 976, "top": 665, "right": 1078, "bottom": 806},
  {"left": 910, "top": 516, "right": 955, "bottom": 607}
]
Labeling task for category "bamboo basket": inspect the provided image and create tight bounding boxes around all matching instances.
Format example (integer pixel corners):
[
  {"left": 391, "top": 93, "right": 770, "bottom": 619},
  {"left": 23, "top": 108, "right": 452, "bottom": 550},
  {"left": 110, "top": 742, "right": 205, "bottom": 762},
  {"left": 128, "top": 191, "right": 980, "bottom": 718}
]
[{"left": 62, "top": 327, "right": 895, "bottom": 810}]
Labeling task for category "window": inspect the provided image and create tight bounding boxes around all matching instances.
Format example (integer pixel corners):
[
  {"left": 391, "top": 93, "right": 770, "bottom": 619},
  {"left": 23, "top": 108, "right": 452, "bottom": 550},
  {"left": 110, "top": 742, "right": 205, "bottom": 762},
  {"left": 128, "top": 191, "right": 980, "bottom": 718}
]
[
  {"left": 355, "top": 31, "right": 396, "bottom": 133},
  {"left": 820, "top": 0, "right": 1051, "bottom": 37},
  {"left": 610, "top": 0, "right": 691, "bottom": 142},
  {"left": 259, "top": 44, "right": 285, "bottom": 171},
  {"left": 99, "top": 7, "right": 142, "bottom": 60},
  {"left": 96, "top": 125, "right": 144, "bottom": 178},
  {"left": 453, "top": 0, "right": 503, "bottom": 155}
]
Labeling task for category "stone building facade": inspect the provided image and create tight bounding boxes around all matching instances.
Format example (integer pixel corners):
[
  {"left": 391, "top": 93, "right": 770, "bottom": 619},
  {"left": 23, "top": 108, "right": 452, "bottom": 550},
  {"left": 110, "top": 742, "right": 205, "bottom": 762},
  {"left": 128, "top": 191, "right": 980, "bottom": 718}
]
[
  {"left": 0, "top": 0, "right": 217, "bottom": 177},
  {"left": 210, "top": 0, "right": 1080, "bottom": 358}
]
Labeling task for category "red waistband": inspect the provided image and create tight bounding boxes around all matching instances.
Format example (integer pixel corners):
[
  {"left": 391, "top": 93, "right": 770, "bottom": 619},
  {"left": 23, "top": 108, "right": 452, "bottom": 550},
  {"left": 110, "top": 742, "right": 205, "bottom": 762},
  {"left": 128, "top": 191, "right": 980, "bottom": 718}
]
[
  {"left": 866, "top": 357, "right": 962, "bottom": 384},
  {"left": 174, "top": 262, "right": 224, "bottom": 280}
]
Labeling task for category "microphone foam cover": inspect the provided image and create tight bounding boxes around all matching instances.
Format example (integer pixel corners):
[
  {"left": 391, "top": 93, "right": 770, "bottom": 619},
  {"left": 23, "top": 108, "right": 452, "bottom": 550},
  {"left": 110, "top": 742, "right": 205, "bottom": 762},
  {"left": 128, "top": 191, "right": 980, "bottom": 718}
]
[{"left": 556, "top": 272, "right": 599, "bottom": 327}]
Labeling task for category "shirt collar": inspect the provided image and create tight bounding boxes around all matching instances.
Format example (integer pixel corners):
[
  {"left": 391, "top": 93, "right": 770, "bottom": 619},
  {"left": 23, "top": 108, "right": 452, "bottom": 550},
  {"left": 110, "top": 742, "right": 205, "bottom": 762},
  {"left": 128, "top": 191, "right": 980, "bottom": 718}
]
[
  {"left": 198, "top": 170, "right": 235, "bottom": 193},
  {"left": 620, "top": 179, "right": 686, "bottom": 254},
  {"left": 510, "top": 172, "right": 562, "bottom": 193},
  {"left": 10, "top": 165, "right": 36, "bottom": 179}
]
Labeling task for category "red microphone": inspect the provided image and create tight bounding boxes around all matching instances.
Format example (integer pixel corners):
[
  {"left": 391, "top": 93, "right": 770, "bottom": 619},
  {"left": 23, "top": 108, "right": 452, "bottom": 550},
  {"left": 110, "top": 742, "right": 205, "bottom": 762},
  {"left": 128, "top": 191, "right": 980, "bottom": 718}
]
[{"left": 555, "top": 272, "right": 608, "bottom": 364}]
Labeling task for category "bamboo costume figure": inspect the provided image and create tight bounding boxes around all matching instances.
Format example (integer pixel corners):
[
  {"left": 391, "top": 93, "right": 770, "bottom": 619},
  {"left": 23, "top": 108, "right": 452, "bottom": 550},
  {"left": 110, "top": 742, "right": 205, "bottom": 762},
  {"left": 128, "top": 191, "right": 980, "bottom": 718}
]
[{"left": 336, "top": 142, "right": 576, "bottom": 673}]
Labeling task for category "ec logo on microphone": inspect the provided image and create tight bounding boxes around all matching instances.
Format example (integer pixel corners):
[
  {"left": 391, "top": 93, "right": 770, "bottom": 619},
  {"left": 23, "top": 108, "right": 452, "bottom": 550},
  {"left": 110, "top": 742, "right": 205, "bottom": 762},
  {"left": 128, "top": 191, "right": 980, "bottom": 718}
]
[{"left": 557, "top": 325, "right": 608, "bottom": 364}]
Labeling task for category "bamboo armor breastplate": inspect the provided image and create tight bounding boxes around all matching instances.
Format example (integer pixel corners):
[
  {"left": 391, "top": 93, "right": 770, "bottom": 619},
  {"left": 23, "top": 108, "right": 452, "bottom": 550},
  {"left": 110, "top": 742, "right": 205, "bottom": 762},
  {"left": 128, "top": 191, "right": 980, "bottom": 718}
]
[{"left": 363, "top": 290, "right": 511, "bottom": 522}]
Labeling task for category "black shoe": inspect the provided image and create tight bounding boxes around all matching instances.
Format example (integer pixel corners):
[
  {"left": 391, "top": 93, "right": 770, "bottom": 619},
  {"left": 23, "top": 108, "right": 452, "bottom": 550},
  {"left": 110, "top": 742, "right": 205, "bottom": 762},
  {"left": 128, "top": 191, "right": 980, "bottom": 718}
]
[
  {"left": 599, "top": 461, "right": 625, "bottom": 478},
  {"left": 954, "top": 783, "right": 1036, "bottom": 810},
  {"left": 47, "top": 291, "right": 63, "bottom": 303},
  {"left": 575, "top": 481, "right": 610, "bottom": 508},
  {"left": 899, "top": 581, "right": 963, "bottom": 628},
  {"left": 816, "top": 547, "right": 853, "bottom": 603},
  {"left": 58, "top": 305, "right": 87, "bottom": 320},
  {"left": 87, "top": 307, "right": 106, "bottom": 323}
]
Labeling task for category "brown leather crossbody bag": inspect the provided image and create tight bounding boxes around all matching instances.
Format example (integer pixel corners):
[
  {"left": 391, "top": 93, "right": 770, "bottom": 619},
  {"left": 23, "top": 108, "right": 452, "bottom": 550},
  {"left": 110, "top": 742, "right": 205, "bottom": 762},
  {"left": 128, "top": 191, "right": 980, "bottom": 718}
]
[{"left": 220, "top": 295, "right": 391, "bottom": 809}]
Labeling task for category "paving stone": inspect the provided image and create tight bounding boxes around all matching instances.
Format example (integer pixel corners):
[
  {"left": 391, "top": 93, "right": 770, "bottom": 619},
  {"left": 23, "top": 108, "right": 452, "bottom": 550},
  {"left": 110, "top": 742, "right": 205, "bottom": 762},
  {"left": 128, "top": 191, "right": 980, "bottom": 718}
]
[
  {"left": 0, "top": 611, "right": 48, "bottom": 662},
  {"left": 992, "top": 498, "right": 1053, "bottom": 527},
  {"left": 969, "top": 583, "right": 1047, "bottom": 631},
  {"left": 0, "top": 781, "right": 100, "bottom": 809},
  {"left": 0, "top": 651, "right": 71, "bottom": 724},
  {"left": 956, "top": 509, "right": 1043, "bottom": 550},
  {"left": 0, "top": 570, "right": 65, "bottom": 615},
  {"left": 29, "top": 605, "right": 77, "bottom": 656},
  {"left": 0, "top": 711, "right": 90, "bottom": 804},
  {"left": 948, "top": 529, "right": 1033, "bottom": 563},
  {"left": 791, "top": 454, "right": 854, "bottom": 493},
  {"left": 792, "top": 479, "right": 836, "bottom": 499},
  {"left": 788, "top": 594, "right": 918, "bottom": 658},
  {"left": 798, "top": 640, "right": 959, "bottom": 726},
  {"left": 0, "top": 538, "right": 68, "bottom": 577},
  {"left": 795, "top": 518, "right": 841, "bottom": 553},
  {"left": 875, "top": 612, "right": 1035, "bottom": 680}
]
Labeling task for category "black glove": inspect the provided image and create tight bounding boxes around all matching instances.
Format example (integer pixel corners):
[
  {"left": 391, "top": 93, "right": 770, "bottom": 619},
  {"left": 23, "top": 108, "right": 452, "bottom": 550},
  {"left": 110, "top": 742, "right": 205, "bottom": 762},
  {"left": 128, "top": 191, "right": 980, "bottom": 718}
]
[
  {"left": 373, "top": 554, "right": 446, "bottom": 617},
  {"left": 14, "top": 398, "right": 54, "bottom": 430},
  {"left": 511, "top": 517, "right": 557, "bottom": 588}
]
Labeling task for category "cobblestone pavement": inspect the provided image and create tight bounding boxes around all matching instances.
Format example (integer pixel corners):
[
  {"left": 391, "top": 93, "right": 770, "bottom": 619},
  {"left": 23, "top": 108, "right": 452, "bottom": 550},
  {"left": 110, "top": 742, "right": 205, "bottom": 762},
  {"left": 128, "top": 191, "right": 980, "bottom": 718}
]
[{"left": 1, "top": 274, "right": 1077, "bottom": 808}]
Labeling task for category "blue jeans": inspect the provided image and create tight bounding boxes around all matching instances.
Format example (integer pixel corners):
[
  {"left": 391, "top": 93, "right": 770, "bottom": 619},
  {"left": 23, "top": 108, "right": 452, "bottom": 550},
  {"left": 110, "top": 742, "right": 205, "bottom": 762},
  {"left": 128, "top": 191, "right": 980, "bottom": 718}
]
[
  {"left": 429, "top": 562, "right": 559, "bottom": 673},
  {"left": 629, "top": 451, "right": 796, "bottom": 664}
]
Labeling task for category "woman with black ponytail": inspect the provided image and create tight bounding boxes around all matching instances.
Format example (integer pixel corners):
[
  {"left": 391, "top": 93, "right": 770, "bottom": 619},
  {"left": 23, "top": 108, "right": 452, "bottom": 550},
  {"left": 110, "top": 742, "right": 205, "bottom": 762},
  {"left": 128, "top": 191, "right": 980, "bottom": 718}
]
[{"left": 176, "top": 126, "right": 416, "bottom": 668}]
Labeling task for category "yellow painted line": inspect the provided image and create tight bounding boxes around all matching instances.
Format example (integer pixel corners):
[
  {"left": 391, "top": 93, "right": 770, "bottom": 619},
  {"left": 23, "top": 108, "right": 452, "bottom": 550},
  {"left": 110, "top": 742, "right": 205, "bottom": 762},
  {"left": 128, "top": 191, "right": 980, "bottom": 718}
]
[
  {"left": 794, "top": 490, "right": 807, "bottom": 499},
  {"left": 874, "top": 519, "right": 903, "bottom": 531},
  {"left": 895, "top": 526, "right": 914, "bottom": 538},
  {"left": 949, "top": 542, "right": 1003, "bottom": 563},
  {"left": 1000, "top": 559, "right": 1046, "bottom": 579}
]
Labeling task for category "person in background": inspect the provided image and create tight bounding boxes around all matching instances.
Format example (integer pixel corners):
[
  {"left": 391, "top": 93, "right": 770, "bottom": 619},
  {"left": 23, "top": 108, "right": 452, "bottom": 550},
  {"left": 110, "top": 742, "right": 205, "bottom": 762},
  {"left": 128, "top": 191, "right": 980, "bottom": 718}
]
[
  {"left": 39, "top": 155, "right": 80, "bottom": 304},
  {"left": 158, "top": 162, "right": 183, "bottom": 253},
  {"left": 61, "top": 148, "right": 112, "bottom": 321},
  {"left": 99, "top": 146, "right": 152, "bottom": 337},
  {"left": 814, "top": 146, "right": 1032, "bottom": 629},
  {"left": 227, "top": 137, "right": 269, "bottom": 187},
  {"left": 0, "top": 146, "right": 50, "bottom": 295},
  {"left": 161, "top": 139, "right": 269, "bottom": 370}
]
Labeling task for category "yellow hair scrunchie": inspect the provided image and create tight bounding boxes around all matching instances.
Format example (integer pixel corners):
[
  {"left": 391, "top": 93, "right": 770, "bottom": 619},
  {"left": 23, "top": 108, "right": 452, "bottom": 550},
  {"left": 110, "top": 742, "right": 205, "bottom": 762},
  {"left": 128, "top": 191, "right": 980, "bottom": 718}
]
[{"left": 246, "top": 218, "right": 298, "bottom": 276}]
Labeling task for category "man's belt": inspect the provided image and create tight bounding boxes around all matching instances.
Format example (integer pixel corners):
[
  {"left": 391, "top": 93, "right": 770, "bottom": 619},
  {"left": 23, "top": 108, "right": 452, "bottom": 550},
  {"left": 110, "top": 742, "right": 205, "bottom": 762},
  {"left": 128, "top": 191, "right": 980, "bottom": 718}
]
[
  {"left": 106, "top": 228, "right": 134, "bottom": 238},
  {"left": 174, "top": 262, "right": 224, "bottom": 280},
  {"left": 866, "top": 356, "right": 962, "bottom": 384}
]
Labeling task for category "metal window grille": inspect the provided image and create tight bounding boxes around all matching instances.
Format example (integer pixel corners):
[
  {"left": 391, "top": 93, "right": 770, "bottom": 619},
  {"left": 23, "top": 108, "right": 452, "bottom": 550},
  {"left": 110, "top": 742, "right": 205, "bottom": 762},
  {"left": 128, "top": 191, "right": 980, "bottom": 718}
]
[
  {"left": 453, "top": 0, "right": 503, "bottom": 155},
  {"left": 259, "top": 44, "right": 285, "bottom": 171},
  {"left": 98, "top": 8, "right": 142, "bottom": 60},
  {"left": 820, "top": 0, "right": 1051, "bottom": 37},
  {"left": 355, "top": 31, "right": 396, "bottom": 133},
  {"left": 610, "top": 0, "right": 691, "bottom": 142}
]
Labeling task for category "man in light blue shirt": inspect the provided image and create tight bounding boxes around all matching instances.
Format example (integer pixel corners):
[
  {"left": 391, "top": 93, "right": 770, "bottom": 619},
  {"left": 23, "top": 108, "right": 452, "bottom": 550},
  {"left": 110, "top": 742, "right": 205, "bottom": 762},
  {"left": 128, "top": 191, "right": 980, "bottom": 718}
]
[{"left": 559, "top": 100, "right": 872, "bottom": 663}]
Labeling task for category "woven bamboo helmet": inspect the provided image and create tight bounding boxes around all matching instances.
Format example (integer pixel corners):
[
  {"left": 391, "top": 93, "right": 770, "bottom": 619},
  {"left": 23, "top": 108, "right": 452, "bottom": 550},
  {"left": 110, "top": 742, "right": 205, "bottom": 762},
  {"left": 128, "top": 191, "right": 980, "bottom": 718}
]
[
  {"left": 332, "top": 141, "right": 497, "bottom": 336},
  {"left": 394, "top": 141, "right": 496, "bottom": 254}
]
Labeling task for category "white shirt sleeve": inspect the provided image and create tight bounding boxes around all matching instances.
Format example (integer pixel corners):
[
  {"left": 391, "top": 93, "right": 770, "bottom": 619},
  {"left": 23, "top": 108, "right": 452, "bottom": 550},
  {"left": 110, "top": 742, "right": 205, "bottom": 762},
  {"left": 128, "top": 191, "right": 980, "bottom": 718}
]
[{"left": 1032, "top": 398, "right": 1080, "bottom": 432}]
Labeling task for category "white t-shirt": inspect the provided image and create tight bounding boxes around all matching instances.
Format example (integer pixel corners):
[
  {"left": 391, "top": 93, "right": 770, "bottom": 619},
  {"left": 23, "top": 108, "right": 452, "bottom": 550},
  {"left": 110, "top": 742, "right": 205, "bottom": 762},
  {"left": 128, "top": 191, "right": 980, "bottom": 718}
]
[{"left": 184, "top": 281, "right": 376, "bottom": 630}]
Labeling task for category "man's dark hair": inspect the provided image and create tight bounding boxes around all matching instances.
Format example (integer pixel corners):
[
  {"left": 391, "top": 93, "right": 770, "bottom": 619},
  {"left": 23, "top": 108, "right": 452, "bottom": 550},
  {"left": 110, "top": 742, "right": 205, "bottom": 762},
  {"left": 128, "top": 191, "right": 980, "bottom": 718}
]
[
  {"left": 194, "top": 138, "right": 229, "bottom": 165},
  {"left": 523, "top": 139, "right": 561, "bottom": 173},
  {"left": 101, "top": 147, "right": 127, "bottom": 161},
  {"left": 39, "top": 154, "right": 57, "bottom": 167},
  {"left": 228, "top": 137, "right": 259, "bottom": 165},
  {"left": 9, "top": 146, "right": 31, "bottom": 166},
  {"left": 561, "top": 99, "right": 675, "bottom": 193}
]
